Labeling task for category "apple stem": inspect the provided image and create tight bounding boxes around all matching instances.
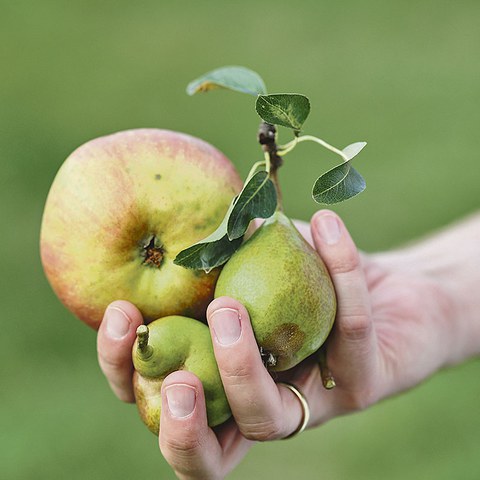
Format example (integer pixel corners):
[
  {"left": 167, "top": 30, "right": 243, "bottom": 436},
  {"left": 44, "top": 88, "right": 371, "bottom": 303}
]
[
  {"left": 258, "top": 122, "right": 283, "bottom": 211},
  {"left": 318, "top": 345, "right": 336, "bottom": 390},
  {"left": 136, "top": 325, "right": 153, "bottom": 358}
]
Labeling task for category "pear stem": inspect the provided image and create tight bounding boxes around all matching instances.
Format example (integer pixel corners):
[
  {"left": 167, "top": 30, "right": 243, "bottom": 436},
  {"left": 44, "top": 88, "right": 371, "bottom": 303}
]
[
  {"left": 258, "top": 121, "right": 283, "bottom": 211},
  {"left": 136, "top": 325, "right": 153, "bottom": 358},
  {"left": 318, "top": 345, "right": 336, "bottom": 390},
  {"left": 270, "top": 170, "right": 283, "bottom": 212}
]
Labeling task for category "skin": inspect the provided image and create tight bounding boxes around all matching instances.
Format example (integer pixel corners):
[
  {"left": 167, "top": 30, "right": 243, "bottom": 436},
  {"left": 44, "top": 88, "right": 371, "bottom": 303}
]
[
  {"left": 40, "top": 129, "right": 243, "bottom": 328},
  {"left": 97, "top": 209, "right": 480, "bottom": 480}
]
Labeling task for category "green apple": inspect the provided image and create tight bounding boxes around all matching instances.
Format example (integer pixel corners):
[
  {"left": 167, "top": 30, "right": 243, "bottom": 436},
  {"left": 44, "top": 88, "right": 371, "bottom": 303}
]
[{"left": 40, "top": 128, "right": 242, "bottom": 329}]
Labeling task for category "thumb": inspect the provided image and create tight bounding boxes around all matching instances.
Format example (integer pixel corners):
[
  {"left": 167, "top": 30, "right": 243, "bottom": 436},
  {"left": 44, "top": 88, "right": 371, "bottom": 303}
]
[{"left": 311, "top": 210, "right": 378, "bottom": 410}]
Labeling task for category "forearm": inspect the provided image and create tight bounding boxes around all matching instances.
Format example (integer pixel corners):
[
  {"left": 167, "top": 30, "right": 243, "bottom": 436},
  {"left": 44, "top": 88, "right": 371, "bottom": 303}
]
[{"left": 375, "top": 211, "right": 480, "bottom": 365}]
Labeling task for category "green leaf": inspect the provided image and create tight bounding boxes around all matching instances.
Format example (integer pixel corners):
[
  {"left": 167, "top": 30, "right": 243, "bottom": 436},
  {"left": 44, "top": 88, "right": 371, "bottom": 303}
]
[
  {"left": 312, "top": 162, "right": 366, "bottom": 205},
  {"left": 342, "top": 142, "right": 367, "bottom": 160},
  {"left": 173, "top": 234, "right": 242, "bottom": 273},
  {"left": 173, "top": 198, "right": 243, "bottom": 272},
  {"left": 186, "top": 66, "right": 267, "bottom": 96},
  {"left": 255, "top": 94, "right": 310, "bottom": 131},
  {"left": 227, "top": 171, "right": 277, "bottom": 240}
]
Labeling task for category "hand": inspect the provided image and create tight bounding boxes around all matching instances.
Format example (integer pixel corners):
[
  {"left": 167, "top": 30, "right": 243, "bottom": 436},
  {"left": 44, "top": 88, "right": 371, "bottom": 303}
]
[{"left": 97, "top": 210, "right": 453, "bottom": 480}]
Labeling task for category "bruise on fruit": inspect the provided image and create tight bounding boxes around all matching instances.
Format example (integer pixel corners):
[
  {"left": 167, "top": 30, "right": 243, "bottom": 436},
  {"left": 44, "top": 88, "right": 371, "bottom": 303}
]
[
  {"left": 142, "top": 235, "right": 165, "bottom": 268},
  {"left": 186, "top": 270, "right": 220, "bottom": 321},
  {"left": 262, "top": 323, "right": 305, "bottom": 362},
  {"left": 154, "top": 174, "right": 161, "bottom": 180},
  {"left": 133, "top": 372, "right": 162, "bottom": 435}
]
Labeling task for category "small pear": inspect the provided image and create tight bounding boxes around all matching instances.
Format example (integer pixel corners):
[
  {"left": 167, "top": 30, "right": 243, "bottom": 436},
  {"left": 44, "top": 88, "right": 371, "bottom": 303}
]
[
  {"left": 132, "top": 316, "right": 231, "bottom": 435},
  {"left": 215, "top": 210, "right": 336, "bottom": 371}
]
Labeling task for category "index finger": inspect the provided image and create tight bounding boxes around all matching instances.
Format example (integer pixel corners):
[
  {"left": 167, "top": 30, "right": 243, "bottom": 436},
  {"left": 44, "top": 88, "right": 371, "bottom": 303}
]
[
  {"left": 206, "top": 297, "right": 306, "bottom": 441},
  {"left": 97, "top": 300, "right": 144, "bottom": 402}
]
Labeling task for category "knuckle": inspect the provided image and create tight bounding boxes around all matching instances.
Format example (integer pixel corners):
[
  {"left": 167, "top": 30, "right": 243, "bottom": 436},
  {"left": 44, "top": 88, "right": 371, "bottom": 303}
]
[
  {"left": 160, "top": 434, "right": 204, "bottom": 459},
  {"left": 219, "top": 361, "right": 254, "bottom": 385},
  {"left": 328, "top": 250, "right": 361, "bottom": 275},
  {"left": 97, "top": 350, "right": 125, "bottom": 372},
  {"left": 337, "top": 313, "right": 372, "bottom": 341},
  {"left": 239, "top": 418, "right": 284, "bottom": 442}
]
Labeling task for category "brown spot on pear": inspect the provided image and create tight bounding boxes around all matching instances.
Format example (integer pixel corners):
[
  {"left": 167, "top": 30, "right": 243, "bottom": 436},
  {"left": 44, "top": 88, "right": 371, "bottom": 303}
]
[
  {"left": 263, "top": 323, "right": 306, "bottom": 359},
  {"left": 132, "top": 316, "right": 231, "bottom": 435},
  {"left": 215, "top": 210, "right": 336, "bottom": 371}
]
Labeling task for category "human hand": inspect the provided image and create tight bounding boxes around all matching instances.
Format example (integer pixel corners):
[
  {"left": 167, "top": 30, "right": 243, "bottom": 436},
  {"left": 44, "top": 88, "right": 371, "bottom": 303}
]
[{"left": 97, "top": 209, "right": 454, "bottom": 479}]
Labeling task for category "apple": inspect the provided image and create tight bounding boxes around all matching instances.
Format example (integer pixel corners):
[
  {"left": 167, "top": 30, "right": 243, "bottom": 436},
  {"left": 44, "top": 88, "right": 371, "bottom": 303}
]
[{"left": 40, "top": 128, "right": 243, "bottom": 329}]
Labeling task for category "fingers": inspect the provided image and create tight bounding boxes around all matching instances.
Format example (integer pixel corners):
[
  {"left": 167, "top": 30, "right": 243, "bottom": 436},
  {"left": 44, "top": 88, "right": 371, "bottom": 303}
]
[
  {"left": 97, "top": 300, "right": 144, "bottom": 402},
  {"left": 206, "top": 297, "right": 306, "bottom": 441},
  {"left": 159, "top": 371, "right": 222, "bottom": 479},
  {"left": 159, "top": 371, "right": 252, "bottom": 480},
  {"left": 311, "top": 210, "right": 378, "bottom": 410}
]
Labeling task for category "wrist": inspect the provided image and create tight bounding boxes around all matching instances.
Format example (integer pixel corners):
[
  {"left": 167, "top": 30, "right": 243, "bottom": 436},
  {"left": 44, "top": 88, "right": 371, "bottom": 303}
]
[{"left": 373, "top": 220, "right": 480, "bottom": 367}]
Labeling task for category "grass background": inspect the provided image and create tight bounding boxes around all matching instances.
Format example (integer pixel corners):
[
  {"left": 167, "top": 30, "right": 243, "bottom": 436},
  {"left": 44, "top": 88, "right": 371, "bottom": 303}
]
[{"left": 1, "top": 0, "right": 480, "bottom": 478}]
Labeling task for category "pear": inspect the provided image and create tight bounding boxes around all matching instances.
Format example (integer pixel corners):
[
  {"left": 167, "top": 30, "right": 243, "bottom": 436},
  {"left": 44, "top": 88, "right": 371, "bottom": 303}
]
[
  {"left": 215, "top": 210, "right": 336, "bottom": 371},
  {"left": 132, "top": 316, "right": 231, "bottom": 434}
]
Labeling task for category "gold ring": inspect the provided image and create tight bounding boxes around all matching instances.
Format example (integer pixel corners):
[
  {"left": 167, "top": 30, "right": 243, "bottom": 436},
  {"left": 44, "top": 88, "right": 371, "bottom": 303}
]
[{"left": 277, "top": 382, "right": 310, "bottom": 439}]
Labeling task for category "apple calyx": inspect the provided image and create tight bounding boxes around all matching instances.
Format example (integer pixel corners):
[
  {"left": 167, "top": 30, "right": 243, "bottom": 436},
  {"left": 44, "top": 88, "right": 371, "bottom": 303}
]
[{"left": 142, "top": 235, "right": 164, "bottom": 268}]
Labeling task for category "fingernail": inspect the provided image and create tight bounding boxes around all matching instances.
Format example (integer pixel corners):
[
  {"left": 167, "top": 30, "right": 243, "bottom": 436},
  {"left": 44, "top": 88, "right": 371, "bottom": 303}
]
[
  {"left": 315, "top": 214, "right": 341, "bottom": 245},
  {"left": 209, "top": 308, "right": 241, "bottom": 346},
  {"left": 165, "top": 384, "right": 196, "bottom": 418},
  {"left": 105, "top": 306, "right": 131, "bottom": 339}
]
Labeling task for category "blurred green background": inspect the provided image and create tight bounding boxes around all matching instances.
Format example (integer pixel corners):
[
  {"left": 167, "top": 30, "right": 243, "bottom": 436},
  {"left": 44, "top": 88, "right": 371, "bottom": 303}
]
[{"left": 2, "top": 0, "right": 480, "bottom": 478}]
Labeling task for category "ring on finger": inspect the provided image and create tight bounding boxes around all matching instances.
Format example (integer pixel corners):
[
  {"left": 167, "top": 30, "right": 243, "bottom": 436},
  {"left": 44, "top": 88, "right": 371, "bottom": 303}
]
[{"left": 277, "top": 382, "right": 310, "bottom": 439}]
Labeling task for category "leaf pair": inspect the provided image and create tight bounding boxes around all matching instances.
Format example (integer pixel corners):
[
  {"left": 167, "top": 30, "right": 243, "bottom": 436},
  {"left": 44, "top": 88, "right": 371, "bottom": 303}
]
[
  {"left": 187, "top": 66, "right": 310, "bottom": 134},
  {"left": 174, "top": 171, "right": 277, "bottom": 271}
]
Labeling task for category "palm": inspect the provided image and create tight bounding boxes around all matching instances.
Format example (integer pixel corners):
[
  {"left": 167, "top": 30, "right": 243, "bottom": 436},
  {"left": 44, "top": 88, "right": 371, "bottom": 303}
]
[
  {"left": 270, "top": 251, "right": 444, "bottom": 427},
  {"left": 363, "top": 255, "right": 444, "bottom": 397}
]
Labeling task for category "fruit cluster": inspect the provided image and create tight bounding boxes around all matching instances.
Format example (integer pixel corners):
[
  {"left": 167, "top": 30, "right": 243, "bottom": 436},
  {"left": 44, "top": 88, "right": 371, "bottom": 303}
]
[{"left": 41, "top": 66, "right": 365, "bottom": 433}]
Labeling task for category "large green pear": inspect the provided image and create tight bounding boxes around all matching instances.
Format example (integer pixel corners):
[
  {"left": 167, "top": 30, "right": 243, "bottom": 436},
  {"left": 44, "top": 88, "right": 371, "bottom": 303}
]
[
  {"left": 132, "top": 316, "right": 231, "bottom": 434},
  {"left": 215, "top": 211, "right": 336, "bottom": 371}
]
